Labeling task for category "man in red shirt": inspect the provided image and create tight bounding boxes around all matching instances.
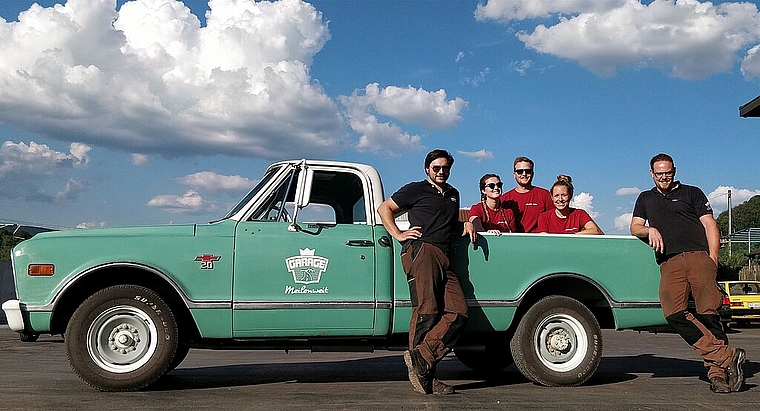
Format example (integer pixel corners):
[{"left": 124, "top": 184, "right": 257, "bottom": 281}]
[{"left": 501, "top": 156, "right": 553, "bottom": 233}]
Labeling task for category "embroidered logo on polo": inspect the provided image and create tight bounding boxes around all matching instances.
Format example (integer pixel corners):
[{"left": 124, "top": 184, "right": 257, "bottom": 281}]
[{"left": 284, "top": 248, "right": 330, "bottom": 294}]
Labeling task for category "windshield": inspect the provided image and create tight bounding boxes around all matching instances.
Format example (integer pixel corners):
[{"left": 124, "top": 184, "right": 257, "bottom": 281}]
[{"left": 221, "top": 166, "right": 281, "bottom": 219}]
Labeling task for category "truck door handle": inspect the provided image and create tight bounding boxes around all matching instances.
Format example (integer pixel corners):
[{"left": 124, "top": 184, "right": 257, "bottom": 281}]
[{"left": 346, "top": 240, "right": 375, "bottom": 247}]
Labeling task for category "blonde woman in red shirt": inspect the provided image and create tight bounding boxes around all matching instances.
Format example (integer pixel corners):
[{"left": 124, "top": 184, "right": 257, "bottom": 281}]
[{"left": 537, "top": 174, "right": 603, "bottom": 235}]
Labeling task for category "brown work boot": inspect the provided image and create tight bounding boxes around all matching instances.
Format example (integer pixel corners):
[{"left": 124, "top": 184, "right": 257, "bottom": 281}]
[
  {"left": 403, "top": 349, "right": 431, "bottom": 394},
  {"left": 726, "top": 348, "right": 746, "bottom": 392},
  {"left": 709, "top": 375, "right": 730, "bottom": 393},
  {"left": 432, "top": 378, "right": 456, "bottom": 395}
]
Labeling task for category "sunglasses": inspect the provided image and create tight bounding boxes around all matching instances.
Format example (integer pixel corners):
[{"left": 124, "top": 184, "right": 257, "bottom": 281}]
[
  {"left": 514, "top": 169, "right": 533, "bottom": 175},
  {"left": 653, "top": 170, "right": 675, "bottom": 178},
  {"left": 430, "top": 165, "right": 451, "bottom": 173},
  {"left": 485, "top": 182, "right": 503, "bottom": 190}
]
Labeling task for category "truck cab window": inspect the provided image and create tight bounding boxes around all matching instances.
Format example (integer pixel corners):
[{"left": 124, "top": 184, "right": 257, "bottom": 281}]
[
  {"left": 248, "top": 169, "right": 366, "bottom": 225},
  {"left": 249, "top": 172, "right": 295, "bottom": 222},
  {"left": 304, "top": 170, "right": 365, "bottom": 224}
]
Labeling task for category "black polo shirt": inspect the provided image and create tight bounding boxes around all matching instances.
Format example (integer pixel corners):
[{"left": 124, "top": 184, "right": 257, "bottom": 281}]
[
  {"left": 632, "top": 182, "right": 712, "bottom": 264},
  {"left": 391, "top": 180, "right": 461, "bottom": 253}
]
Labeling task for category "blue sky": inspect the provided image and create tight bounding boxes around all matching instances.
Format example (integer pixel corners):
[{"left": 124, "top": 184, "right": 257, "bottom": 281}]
[{"left": 1, "top": 0, "right": 759, "bottom": 234}]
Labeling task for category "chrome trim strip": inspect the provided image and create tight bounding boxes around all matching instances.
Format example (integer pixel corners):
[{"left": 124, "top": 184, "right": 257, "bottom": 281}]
[
  {"left": 40, "top": 262, "right": 228, "bottom": 312},
  {"left": 233, "top": 301, "right": 389, "bottom": 310},
  {"left": 394, "top": 299, "right": 661, "bottom": 309}
]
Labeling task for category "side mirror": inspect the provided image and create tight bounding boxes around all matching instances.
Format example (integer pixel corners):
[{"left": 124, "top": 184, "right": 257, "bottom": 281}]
[
  {"left": 294, "top": 165, "right": 314, "bottom": 208},
  {"left": 288, "top": 160, "right": 313, "bottom": 232}
]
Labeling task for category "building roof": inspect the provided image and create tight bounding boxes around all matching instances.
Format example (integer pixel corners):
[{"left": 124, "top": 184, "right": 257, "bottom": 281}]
[{"left": 740, "top": 95, "right": 760, "bottom": 117}]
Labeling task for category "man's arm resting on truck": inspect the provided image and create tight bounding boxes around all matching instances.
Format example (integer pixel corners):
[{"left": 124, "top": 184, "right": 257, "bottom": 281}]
[{"left": 630, "top": 216, "right": 665, "bottom": 254}]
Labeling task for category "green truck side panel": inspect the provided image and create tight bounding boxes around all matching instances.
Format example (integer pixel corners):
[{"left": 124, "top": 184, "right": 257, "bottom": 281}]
[
  {"left": 612, "top": 307, "right": 666, "bottom": 329},
  {"left": 233, "top": 309, "right": 377, "bottom": 338},
  {"left": 12, "top": 222, "right": 236, "bottom": 308},
  {"left": 390, "top": 233, "right": 665, "bottom": 333},
  {"left": 190, "top": 309, "right": 232, "bottom": 338}
]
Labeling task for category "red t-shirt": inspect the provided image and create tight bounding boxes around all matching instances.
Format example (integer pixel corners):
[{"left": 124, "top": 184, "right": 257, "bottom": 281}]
[
  {"left": 536, "top": 208, "right": 593, "bottom": 234},
  {"left": 501, "top": 187, "right": 553, "bottom": 233},
  {"left": 469, "top": 202, "right": 516, "bottom": 232}
]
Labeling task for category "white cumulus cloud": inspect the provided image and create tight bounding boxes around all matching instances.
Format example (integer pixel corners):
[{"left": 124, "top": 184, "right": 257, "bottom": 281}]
[
  {"left": 570, "top": 192, "right": 599, "bottom": 219},
  {"left": 707, "top": 185, "right": 760, "bottom": 213},
  {"left": 55, "top": 178, "right": 86, "bottom": 202},
  {"left": 457, "top": 149, "right": 494, "bottom": 162},
  {"left": 339, "top": 83, "right": 466, "bottom": 156},
  {"left": 614, "top": 212, "right": 633, "bottom": 231},
  {"left": 478, "top": 0, "right": 760, "bottom": 79},
  {"left": 616, "top": 187, "right": 641, "bottom": 196},
  {"left": 76, "top": 221, "right": 107, "bottom": 229},
  {"left": 178, "top": 171, "right": 255, "bottom": 193},
  {"left": 0, "top": 0, "right": 344, "bottom": 159},
  {"left": 146, "top": 190, "right": 218, "bottom": 214},
  {"left": 0, "top": 140, "right": 91, "bottom": 202},
  {"left": 131, "top": 153, "right": 150, "bottom": 165}
]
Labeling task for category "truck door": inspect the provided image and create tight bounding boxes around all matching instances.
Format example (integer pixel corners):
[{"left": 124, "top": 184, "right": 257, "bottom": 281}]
[{"left": 232, "top": 165, "right": 377, "bottom": 337}]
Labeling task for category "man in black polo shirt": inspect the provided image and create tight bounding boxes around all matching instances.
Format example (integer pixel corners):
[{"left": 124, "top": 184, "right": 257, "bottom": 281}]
[
  {"left": 377, "top": 149, "right": 476, "bottom": 395},
  {"left": 630, "top": 153, "right": 745, "bottom": 394}
]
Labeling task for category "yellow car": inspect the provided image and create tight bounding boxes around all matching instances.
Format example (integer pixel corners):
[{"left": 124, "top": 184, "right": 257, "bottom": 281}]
[{"left": 720, "top": 281, "right": 760, "bottom": 326}]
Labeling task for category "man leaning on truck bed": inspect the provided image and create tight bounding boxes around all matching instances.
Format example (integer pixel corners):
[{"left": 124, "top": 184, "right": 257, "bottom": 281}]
[
  {"left": 377, "top": 149, "right": 477, "bottom": 395},
  {"left": 630, "top": 153, "right": 746, "bottom": 394}
]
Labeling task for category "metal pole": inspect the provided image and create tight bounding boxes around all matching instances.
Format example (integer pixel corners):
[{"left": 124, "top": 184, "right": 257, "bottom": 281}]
[{"left": 728, "top": 189, "right": 732, "bottom": 257}]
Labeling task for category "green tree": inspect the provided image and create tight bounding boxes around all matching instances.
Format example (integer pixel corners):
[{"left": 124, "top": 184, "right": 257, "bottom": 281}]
[
  {"left": 716, "top": 195, "right": 760, "bottom": 280},
  {"left": 1, "top": 228, "right": 32, "bottom": 262},
  {"left": 718, "top": 244, "right": 750, "bottom": 281},
  {"left": 716, "top": 195, "right": 760, "bottom": 235}
]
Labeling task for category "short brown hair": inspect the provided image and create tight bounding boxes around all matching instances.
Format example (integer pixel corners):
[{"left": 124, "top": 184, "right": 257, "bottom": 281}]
[
  {"left": 650, "top": 153, "right": 674, "bottom": 170},
  {"left": 425, "top": 149, "right": 454, "bottom": 169},
  {"left": 513, "top": 156, "right": 534, "bottom": 169}
]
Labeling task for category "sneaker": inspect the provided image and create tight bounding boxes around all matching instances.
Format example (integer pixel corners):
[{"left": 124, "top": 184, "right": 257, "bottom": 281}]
[
  {"left": 709, "top": 376, "right": 731, "bottom": 393},
  {"left": 726, "top": 348, "right": 746, "bottom": 392},
  {"left": 432, "top": 378, "right": 456, "bottom": 395},
  {"left": 403, "top": 349, "right": 431, "bottom": 394}
]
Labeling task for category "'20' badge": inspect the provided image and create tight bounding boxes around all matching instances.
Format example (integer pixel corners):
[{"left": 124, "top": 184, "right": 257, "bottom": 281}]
[{"left": 195, "top": 254, "right": 221, "bottom": 269}]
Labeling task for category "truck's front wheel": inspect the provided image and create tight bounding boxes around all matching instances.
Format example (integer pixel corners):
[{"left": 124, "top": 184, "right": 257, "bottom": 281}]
[
  {"left": 510, "top": 295, "right": 602, "bottom": 386},
  {"left": 65, "top": 285, "right": 178, "bottom": 391}
]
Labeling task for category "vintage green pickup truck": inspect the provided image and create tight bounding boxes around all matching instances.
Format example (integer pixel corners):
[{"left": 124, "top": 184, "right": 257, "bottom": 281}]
[{"left": 3, "top": 159, "right": 667, "bottom": 391}]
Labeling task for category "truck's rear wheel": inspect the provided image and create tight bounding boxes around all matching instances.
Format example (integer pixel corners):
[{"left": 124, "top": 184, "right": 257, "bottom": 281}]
[
  {"left": 510, "top": 295, "right": 602, "bottom": 386},
  {"left": 65, "top": 285, "right": 178, "bottom": 391}
]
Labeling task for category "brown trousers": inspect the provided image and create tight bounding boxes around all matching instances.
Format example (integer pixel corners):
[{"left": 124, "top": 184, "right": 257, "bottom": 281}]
[
  {"left": 659, "top": 251, "right": 734, "bottom": 379},
  {"left": 401, "top": 241, "right": 468, "bottom": 367}
]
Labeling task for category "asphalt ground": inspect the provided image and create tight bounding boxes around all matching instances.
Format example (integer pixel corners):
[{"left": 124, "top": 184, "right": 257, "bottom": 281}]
[{"left": 0, "top": 325, "right": 758, "bottom": 410}]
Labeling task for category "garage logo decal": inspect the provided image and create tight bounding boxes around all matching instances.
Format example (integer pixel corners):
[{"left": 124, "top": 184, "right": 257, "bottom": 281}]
[{"left": 284, "top": 248, "right": 329, "bottom": 294}]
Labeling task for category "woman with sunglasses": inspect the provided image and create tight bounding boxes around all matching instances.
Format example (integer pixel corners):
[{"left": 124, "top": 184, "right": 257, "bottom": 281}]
[
  {"left": 468, "top": 174, "right": 515, "bottom": 235},
  {"left": 537, "top": 174, "right": 603, "bottom": 235}
]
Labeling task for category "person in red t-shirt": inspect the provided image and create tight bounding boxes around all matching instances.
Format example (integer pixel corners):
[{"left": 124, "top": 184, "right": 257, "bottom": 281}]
[
  {"left": 468, "top": 174, "right": 515, "bottom": 235},
  {"left": 500, "top": 156, "right": 553, "bottom": 233},
  {"left": 537, "top": 174, "right": 603, "bottom": 235}
]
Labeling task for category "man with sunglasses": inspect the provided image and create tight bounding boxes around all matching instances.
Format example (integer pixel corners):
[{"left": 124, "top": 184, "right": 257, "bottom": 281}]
[
  {"left": 630, "top": 153, "right": 745, "bottom": 394},
  {"left": 377, "top": 149, "right": 476, "bottom": 395},
  {"left": 500, "top": 156, "right": 553, "bottom": 233}
]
